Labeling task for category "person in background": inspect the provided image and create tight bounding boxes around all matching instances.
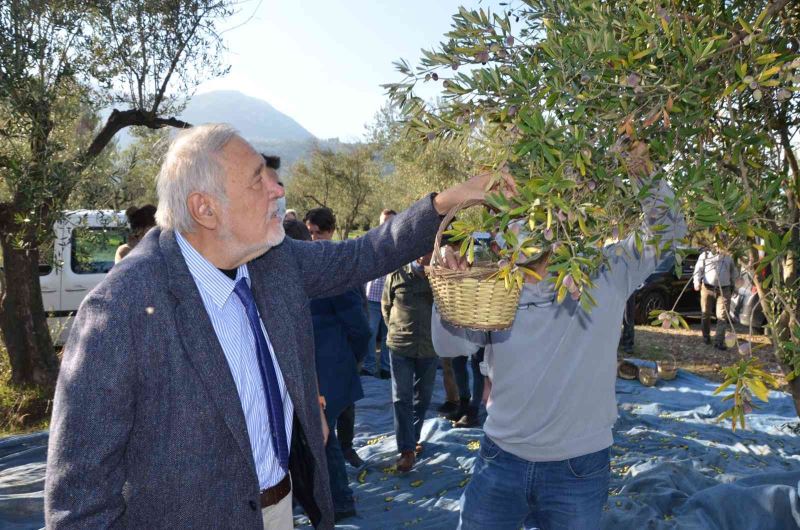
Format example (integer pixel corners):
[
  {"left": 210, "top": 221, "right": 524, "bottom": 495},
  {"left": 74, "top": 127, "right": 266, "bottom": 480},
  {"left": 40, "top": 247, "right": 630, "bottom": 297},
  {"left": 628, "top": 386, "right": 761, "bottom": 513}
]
[
  {"left": 382, "top": 251, "right": 438, "bottom": 473},
  {"left": 619, "top": 294, "right": 636, "bottom": 354},
  {"left": 114, "top": 204, "right": 157, "bottom": 263},
  {"left": 305, "top": 207, "right": 371, "bottom": 519},
  {"left": 283, "top": 218, "right": 311, "bottom": 241},
  {"left": 693, "top": 238, "right": 738, "bottom": 350},
  {"left": 449, "top": 348, "right": 485, "bottom": 428},
  {"left": 261, "top": 155, "right": 286, "bottom": 222},
  {"left": 284, "top": 209, "right": 298, "bottom": 222},
  {"left": 437, "top": 358, "right": 461, "bottom": 417},
  {"left": 304, "top": 208, "right": 367, "bottom": 469},
  {"left": 362, "top": 209, "right": 397, "bottom": 379}
]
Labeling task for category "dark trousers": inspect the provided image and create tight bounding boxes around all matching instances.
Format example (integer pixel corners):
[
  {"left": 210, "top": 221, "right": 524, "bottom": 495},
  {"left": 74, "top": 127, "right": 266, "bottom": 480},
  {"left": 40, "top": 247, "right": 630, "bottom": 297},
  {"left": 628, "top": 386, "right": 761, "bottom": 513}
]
[
  {"left": 452, "top": 348, "right": 485, "bottom": 411},
  {"left": 620, "top": 295, "right": 635, "bottom": 352},
  {"left": 325, "top": 411, "right": 354, "bottom": 513},
  {"left": 337, "top": 404, "right": 355, "bottom": 452},
  {"left": 441, "top": 358, "right": 460, "bottom": 403},
  {"left": 701, "top": 284, "right": 732, "bottom": 346},
  {"left": 390, "top": 352, "right": 439, "bottom": 452}
]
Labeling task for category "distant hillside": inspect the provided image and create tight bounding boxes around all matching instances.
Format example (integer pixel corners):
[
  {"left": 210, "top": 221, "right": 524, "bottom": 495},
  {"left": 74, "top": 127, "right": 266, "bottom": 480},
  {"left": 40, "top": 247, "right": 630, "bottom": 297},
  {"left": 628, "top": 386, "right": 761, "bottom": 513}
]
[
  {"left": 179, "top": 90, "right": 315, "bottom": 143},
  {"left": 114, "top": 91, "right": 354, "bottom": 172},
  {"left": 250, "top": 138, "right": 352, "bottom": 177}
]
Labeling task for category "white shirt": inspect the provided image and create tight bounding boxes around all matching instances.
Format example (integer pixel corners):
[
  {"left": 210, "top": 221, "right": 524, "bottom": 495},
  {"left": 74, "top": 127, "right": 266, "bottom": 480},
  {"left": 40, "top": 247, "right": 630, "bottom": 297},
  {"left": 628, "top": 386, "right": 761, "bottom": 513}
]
[
  {"left": 693, "top": 250, "right": 737, "bottom": 289},
  {"left": 176, "top": 232, "right": 294, "bottom": 490}
]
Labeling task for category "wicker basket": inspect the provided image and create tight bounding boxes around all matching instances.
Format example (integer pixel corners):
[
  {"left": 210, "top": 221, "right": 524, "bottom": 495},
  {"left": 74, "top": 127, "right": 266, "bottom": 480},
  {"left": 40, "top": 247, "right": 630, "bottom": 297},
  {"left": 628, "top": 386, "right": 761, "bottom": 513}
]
[{"left": 426, "top": 199, "right": 522, "bottom": 331}]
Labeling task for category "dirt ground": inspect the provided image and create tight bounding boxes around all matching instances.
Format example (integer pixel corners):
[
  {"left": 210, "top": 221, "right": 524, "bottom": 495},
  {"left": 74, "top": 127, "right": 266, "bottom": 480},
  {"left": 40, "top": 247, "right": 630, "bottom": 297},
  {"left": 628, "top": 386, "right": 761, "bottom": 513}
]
[{"left": 627, "top": 319, "right": 784, "bottom": 387}]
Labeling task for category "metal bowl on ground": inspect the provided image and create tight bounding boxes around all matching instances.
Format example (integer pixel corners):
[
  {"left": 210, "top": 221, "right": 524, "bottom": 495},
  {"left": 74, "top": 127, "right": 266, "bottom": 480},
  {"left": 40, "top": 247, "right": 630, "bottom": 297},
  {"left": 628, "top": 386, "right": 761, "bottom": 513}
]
[
  {"left": 656, "top": 357, "right": 678, "bottom": 380},
  {"left": 638, "top": 366, "right": 658, "bottom": 387},
  {"left": 617, "top": 360, "right": 639, "bottom": 380}
]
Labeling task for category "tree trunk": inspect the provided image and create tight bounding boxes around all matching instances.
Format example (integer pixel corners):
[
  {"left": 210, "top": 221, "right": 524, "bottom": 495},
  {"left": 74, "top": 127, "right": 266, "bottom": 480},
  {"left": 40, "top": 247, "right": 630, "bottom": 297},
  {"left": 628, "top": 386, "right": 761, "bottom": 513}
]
[
  {"left": 787, "top": 368, "right": 800, "bottom": 419},
  {"left": 0, "top": 235, "right": 58, "bottom": 386}
]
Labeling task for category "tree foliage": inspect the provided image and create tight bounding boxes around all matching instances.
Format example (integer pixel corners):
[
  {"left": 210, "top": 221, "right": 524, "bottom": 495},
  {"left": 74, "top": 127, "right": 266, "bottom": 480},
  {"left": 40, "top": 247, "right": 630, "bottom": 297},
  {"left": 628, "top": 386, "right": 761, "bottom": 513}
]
[
  {"left": 387, "top": 0, "right": 800, "bottom": 423},
  {"left": 0, "top": 0, "right": 232, "bottom": 385},
  {"left": 368, "top": 104, "right": 473, "bottom": 211},
  {"left": 69, "top": 130, "right": 166, "bottom": 211},
  {"left": 285, "top": 145, "right": 382, "bottom": 239}
]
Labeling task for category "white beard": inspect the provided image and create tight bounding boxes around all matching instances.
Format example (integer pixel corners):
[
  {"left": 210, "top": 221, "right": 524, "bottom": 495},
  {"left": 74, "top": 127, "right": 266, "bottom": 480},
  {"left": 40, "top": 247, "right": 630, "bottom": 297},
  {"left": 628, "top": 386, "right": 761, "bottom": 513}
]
[
  {"left": 264, "top": 222, "right": 286, "bottom": 251},
  {"left": 219, "top": 213, "right": 286, "bottom": 263}
]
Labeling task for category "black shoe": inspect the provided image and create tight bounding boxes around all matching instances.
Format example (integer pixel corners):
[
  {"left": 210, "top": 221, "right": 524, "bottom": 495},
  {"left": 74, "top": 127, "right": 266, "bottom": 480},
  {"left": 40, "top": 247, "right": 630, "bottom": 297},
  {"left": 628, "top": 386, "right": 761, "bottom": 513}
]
[
  {"left": 714, "top": 343, "right": 727, "bottom": 351},
  {"left": 342, "top": 448, "right": 364, "bottom": 468},
  {"left": 437, "top": 401, "right": 459, "bottom": 416},
  {"left": 703, "top": 336, "right": 711, "bottom": 345},
  {"left": 334, "top": 509, "right": 357, "bottom": 523},
  {"left": 379, "top": 369, "right": 391, "bottom": 379},
  {"left": 360, "top": 369, "right": 374, "bottom": 377}
]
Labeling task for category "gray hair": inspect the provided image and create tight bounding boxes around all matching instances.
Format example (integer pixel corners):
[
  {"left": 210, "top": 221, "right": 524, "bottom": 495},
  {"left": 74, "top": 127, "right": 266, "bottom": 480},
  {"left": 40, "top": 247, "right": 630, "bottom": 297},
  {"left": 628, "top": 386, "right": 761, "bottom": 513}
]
[{"left": 155, "top": 123, "right": 239, "bottom": 233}]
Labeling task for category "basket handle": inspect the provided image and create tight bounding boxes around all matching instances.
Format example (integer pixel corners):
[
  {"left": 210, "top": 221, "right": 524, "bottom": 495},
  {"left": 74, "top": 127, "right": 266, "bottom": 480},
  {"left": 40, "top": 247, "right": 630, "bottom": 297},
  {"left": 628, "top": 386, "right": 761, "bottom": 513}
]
[{"left": 431, "top": 198, "right": 485, "bottom": 268}]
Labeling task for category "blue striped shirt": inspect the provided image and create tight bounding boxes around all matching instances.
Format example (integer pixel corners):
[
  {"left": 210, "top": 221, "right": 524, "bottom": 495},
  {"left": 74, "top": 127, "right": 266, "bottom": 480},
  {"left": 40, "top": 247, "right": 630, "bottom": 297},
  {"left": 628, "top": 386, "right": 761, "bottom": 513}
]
[{"left": 176, "top": 232, "right": 293, "bottom": 490}]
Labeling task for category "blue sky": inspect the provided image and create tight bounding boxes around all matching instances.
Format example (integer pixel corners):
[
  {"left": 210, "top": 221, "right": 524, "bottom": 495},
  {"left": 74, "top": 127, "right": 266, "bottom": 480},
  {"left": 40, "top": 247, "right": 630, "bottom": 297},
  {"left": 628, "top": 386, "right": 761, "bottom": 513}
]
[{"left": 197, "top": 0, "right": 498, "bottom": 141}]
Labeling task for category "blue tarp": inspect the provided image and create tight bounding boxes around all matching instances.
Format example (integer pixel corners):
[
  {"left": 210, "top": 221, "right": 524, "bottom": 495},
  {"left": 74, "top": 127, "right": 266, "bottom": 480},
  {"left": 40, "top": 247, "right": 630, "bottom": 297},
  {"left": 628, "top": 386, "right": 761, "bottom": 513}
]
[{"left": 2, "top": 366, "right": 799, "bottom": 529}]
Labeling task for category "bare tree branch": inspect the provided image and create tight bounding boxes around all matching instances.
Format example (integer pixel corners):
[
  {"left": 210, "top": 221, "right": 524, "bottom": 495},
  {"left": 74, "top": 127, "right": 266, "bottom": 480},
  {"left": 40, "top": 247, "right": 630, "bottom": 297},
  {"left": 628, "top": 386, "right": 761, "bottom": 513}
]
[
  {"left": 302, "top": 194, "right": 328, "bottom": 209},
  {"left": 82, "top": 109, "right": 192, "bottom": 167}
]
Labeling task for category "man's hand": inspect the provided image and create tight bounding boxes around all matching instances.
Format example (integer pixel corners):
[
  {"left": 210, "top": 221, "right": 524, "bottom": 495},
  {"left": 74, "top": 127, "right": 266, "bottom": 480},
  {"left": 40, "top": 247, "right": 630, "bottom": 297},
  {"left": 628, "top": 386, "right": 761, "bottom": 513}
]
[
  {"left": 433, "top": 166, "right": 517, "bottom": 215},
  {"left": 694, "top": 284, "right": 700, "bottom": 292},
  {"left": 441, "top": 244, "right": 470, "bottom": 271}
]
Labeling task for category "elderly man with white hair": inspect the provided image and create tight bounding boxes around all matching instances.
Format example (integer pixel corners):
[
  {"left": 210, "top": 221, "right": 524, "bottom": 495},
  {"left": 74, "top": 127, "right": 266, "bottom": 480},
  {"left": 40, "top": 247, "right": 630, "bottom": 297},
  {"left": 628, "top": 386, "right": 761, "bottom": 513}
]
[{"left": 44, "top": 123, "right": 511, "bottom": 530}]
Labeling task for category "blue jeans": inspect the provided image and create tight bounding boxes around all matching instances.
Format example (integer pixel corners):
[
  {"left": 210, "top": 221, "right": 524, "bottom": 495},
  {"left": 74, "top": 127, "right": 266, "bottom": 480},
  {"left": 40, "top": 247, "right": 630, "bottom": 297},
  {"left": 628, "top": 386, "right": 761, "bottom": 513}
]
[
  {"left": 325, "top": 412, "right": 355, "bottom": 514},
  {"left": 389, "top": 352, "right": 438, "bottom": 452},
  {"left": 452, "top": 348, "right": 485, "bottom": 409},
  {"left": 459, "top": 435, "right": 610, "bottom": 530},
  {"left": 363, "top": 301, "right": 390, "bottom": 374}
]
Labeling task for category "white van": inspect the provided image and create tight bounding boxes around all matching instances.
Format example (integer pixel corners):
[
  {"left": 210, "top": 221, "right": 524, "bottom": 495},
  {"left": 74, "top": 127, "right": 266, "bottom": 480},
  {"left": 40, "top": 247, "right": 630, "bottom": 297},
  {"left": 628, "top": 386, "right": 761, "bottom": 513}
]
[{"left": 40, "top": 210, "right": 127, "bottom": 343}]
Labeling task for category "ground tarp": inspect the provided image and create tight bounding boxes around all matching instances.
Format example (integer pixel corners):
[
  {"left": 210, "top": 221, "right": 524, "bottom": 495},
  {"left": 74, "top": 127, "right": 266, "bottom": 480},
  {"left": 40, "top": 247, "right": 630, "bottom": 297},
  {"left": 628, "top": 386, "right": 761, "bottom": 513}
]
[{"left": 1, "top": 366, "right": 799, "bottom": 529}]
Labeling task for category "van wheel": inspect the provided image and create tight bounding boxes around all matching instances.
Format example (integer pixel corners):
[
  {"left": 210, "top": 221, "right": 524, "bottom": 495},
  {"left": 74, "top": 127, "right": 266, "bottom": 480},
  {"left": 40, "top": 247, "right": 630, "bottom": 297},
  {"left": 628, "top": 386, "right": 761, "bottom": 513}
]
[{"left": 635, "top": 291, "right": 668, "bottom": 324}]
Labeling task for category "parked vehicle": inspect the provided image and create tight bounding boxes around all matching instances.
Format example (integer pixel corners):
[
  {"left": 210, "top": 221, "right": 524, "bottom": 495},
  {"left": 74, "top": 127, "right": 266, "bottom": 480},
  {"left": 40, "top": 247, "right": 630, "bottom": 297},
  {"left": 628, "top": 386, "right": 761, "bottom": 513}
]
[
  {"left": 39, "top": 210, "right": 127, "bottom": 343},
  {"left": 729, "top": 271, "right": 767, "bottom": 334},
  {"left": 633, "top": 249, "right": 701, "bottom": 324}
]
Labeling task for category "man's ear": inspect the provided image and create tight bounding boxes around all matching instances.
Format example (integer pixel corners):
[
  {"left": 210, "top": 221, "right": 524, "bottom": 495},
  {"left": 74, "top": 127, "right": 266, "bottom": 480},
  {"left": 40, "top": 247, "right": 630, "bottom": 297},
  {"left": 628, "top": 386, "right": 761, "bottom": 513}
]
[{"left": 187, "top": 192, "right": 219, "bottom": 230}]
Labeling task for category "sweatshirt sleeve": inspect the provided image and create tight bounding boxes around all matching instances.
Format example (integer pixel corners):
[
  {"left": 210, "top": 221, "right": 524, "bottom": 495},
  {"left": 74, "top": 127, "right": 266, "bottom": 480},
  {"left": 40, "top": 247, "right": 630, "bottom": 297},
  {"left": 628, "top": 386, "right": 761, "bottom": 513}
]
[
  {"left": 431, "top": 304, "right": 484, "bottom": 358},
  {"left": 606, "top": 179, "right": 688, "bottom": 298}
]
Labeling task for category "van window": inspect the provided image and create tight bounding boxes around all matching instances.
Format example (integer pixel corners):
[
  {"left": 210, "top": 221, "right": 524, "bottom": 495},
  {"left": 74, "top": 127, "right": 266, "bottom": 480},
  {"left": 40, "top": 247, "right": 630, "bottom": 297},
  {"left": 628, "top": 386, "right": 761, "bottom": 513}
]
[{"left": 71, "top": 228, "right": 127, "bottom": 274}]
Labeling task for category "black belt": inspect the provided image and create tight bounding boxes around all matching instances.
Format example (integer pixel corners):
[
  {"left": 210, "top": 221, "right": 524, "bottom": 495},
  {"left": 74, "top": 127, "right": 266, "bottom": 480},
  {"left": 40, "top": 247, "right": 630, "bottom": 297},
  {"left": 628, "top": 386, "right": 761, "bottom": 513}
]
[
  {"left": 260, "top": 474, "right": 291, "bottom": 508},
  {"left": 703, "top": 283, "right": 730, "bottom": 290}
]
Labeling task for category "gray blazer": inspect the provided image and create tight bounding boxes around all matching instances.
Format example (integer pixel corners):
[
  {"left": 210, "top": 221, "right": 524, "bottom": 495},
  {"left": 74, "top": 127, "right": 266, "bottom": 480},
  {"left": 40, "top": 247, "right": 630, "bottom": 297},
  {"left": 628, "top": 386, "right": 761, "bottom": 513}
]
[{"left": 45, "top": 196, "right": 441, "bottom": 529}]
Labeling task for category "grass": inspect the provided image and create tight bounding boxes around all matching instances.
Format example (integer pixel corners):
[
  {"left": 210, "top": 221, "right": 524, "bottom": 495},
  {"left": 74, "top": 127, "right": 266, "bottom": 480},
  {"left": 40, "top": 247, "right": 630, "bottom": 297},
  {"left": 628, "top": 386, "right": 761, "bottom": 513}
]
[
  {"left": 0, "top": 344, "right": 54, "bottom": 437},
  {"left": 628, "top": 320, "right": 784, "bottom": 386}
]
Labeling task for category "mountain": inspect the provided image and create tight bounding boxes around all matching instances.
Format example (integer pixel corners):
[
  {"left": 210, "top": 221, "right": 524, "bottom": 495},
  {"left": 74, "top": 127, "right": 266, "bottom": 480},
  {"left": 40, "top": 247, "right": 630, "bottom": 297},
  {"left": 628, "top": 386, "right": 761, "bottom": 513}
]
[
  {"left": 179, "top": 90, "right": 315, "bottom": 143},
  {"left": 114, "top": 91, "right": 352, "bottom": 172},
  {"left": 180, "top": 91, "right": 353, "bottom": 172}
]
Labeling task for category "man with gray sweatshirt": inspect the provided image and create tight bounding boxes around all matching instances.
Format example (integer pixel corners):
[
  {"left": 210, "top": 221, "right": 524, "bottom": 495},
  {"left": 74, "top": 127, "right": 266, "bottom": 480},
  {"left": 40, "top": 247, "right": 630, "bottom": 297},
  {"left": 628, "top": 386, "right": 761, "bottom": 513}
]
[{"left": 433, "top": 152, "right": 686, "bottom": 530}]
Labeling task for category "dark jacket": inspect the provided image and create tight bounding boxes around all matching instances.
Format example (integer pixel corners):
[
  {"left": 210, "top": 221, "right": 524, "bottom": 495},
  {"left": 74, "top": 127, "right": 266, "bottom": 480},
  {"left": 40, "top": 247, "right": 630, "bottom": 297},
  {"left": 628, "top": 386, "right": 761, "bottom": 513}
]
[
  {"left": 382, "top": 263, "right": 436, "bottom": 358},
  {"left": 44, "top": 196, "right": 442, "bottom": 530},
  {"left": 311, "top": 288, "right": 371, "bottom": 418}
]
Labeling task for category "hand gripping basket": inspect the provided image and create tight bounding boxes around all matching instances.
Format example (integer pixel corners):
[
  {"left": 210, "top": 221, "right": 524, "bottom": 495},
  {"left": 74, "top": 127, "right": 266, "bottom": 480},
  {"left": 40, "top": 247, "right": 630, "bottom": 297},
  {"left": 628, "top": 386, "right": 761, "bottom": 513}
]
[{"left": 426, "top": 199, "right": 522, "bottom": 331}]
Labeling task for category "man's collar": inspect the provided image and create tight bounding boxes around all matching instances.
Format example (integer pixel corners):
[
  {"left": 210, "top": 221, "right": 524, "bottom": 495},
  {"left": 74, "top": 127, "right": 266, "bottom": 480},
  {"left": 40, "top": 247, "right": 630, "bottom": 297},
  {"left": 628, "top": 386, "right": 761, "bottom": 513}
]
[{"left": 175, "top": 231, "right": 249, "bottom": 308}]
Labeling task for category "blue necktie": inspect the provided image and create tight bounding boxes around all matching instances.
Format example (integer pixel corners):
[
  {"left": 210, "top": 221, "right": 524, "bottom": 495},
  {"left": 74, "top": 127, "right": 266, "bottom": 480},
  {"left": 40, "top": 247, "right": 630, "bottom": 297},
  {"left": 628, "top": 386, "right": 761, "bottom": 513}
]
[{"left": 233, "top": 278, "right": 290, "bottom": 471}]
